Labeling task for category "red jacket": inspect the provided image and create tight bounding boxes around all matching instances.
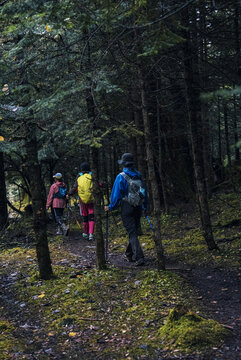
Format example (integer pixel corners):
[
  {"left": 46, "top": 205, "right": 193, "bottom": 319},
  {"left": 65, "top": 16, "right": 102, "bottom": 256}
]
[{"left": 46, "top": 181, "right": 66, "bottom": 209}]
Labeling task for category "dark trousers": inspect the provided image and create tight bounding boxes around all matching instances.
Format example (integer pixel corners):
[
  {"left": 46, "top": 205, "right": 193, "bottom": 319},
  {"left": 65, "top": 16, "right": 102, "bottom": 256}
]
[
  {"left": 121, "top": 201, "right": 144, "bottom": 261},
  {"left": 53, "top": 208, "right": 64, "bottom": 226}
]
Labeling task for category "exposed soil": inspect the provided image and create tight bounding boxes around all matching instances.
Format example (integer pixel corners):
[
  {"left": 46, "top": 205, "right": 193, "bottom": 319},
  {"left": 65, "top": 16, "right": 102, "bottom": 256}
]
[{"left": 65, "top": 229, "right": 241, "bottom": 360}]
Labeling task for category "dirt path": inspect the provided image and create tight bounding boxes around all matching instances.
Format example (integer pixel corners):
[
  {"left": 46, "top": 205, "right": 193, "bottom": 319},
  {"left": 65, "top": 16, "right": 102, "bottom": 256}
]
[
  {"left": 186, "top": 267, "right": 241, "bottom": 360},
  {"left": 65, "top": 230, "right": 241, "bottom": 360}
]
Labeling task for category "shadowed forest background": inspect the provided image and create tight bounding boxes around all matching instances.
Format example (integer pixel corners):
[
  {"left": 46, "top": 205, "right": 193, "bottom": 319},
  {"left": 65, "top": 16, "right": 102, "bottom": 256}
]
[{"left": 1, "top": 1, "right": 241, "bottom": 359}]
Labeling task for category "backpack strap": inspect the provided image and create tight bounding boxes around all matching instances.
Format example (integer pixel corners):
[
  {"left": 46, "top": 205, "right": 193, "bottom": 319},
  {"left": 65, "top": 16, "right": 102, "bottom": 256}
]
[{"left": 120, "top": 172, "right": 131, "bottom": 183}]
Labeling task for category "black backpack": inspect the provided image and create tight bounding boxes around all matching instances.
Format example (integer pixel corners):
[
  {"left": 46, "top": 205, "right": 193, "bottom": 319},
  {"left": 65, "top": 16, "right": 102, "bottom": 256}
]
[{"left": 121, "top": 172, "right": 145, "bottom": 207}]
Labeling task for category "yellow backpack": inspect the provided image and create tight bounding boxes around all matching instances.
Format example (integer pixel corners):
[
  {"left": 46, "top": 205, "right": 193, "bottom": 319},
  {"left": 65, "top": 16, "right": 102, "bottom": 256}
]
[{"left": 77, "top": 173, "right": 94, "bottom": 204}]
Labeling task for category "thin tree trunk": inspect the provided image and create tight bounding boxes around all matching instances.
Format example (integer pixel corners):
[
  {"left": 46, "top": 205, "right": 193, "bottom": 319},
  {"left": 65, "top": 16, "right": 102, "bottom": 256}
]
[
  {"left": 156, "top": 89, "right": 169, "bottom": 214},
  {"left": 85, "top": 89, "right": 106, "bottom": 269},
  {"left": 200, "top": 0, "right": 213, "bottom": 193},
  {"left": 182, "top": 8, "right": 217, "bottom": 250},
  {"left": 233, "top": 95, "right": 240, "bottom": 163},
  {"left": 25, "top": 122, "right": 53, "bottom": 279},
  {"left": 85, "top": 31, "right": 106, "bottom": 270},
  {"left": 90, "top": 146, "right": 106, "bottom": 270},
  {"left": 0, "top": 152, "right": 8, "bottom": 229},
  {"left": 234, "top": 0, "right": 241, "bottom": 85},
  {"left": 217, "top": 97, "right": 222, "bottom": 166},
  {"left": 223, "top": 101, "right": 231, "bottom": 167},
  {"left": 138, "top": 66, "right": 165, "bottom": 270}
]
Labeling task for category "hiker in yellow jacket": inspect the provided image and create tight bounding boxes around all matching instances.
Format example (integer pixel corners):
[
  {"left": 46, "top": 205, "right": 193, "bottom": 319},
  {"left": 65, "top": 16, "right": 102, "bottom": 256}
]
[{"left": 68, "top": 162, "right": 94, "bottom": 240}]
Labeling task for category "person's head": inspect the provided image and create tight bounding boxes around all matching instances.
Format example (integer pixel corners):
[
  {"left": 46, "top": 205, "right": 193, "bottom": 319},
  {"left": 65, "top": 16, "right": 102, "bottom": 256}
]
[
  {"left": 118, "top": 153, "right": 134, "bottom": 168},
  {"left": 53, "top": 172, "right": 63, "bottom": 182},
  {"left": 80, "top": 162, "right": 90, "bottom": 173}
]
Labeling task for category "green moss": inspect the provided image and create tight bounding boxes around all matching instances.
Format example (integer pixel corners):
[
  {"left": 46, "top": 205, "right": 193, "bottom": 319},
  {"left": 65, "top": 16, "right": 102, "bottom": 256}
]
[
  {"left": 158, "top": 308, "right": 231, "bottom": 352},
  {"left": 0, "top": 320, "right": 19, "bottom": 359}
]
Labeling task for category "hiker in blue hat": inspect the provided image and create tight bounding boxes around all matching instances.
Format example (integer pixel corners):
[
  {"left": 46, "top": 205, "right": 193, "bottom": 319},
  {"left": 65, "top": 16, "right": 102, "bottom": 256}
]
[{"left": 104, "top": 153, "right": 148, "bottom": 266}]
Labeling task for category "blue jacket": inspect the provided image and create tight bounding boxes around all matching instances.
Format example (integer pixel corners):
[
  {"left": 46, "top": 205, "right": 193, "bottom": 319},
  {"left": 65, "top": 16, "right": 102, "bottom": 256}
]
[{"left": 108, "top": 167, "right": 148, "bottom": 211}]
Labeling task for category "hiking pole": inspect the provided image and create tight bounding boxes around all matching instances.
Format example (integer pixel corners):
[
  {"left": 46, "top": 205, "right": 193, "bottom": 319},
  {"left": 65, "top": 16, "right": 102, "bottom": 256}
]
[
  {"left": 67, "top": 203, "right": 71, "bottom": 237},
  {"left": 105, "top": 211, "right": 109, "bottom": 261},
  {"left": 104, "top": 196, "right": 109, "bottom": 261},
  {"left": 67, "top": 205, "right": 82, "bottom": 230},
  {"left": 146, "top": 215, "right": 155, "bottom": 232}
]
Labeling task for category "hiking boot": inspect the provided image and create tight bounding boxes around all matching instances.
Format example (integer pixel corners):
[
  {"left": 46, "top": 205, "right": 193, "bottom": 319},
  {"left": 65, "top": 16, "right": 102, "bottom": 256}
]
[
  {"left": 56, "top": 226, "right": 63, "bottom": 235},
  {"left": 88, "top": 233, "right": 94, "bottom": 241},
  {"left": 135, "top": 258, "right": 145, "bottom": 266},
  {"left": 61, "top": 224, "right": 69, "bottom": 236},
  {"left": 82, "top": 233, "right": 88, "bottom": 240}
]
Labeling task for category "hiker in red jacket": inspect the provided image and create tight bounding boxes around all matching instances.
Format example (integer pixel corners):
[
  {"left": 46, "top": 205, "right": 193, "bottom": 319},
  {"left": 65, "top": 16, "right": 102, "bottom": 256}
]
[{"left": 46, "top": 173, "right": 69, "bottom": 235}]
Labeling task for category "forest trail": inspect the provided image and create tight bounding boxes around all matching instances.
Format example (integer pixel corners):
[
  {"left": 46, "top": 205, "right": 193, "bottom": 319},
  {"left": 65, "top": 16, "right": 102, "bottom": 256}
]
[{"left": 65, "top": 229, "right": 241, "bottom": 360}]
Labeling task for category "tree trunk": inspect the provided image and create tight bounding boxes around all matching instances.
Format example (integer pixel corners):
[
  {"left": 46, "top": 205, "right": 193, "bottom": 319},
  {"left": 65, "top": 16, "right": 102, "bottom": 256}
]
[
  {"left": 233, "top": 95, "right": 240, "bottom": 164},
  {"left": 156, "top": 89, "right": 169, "bottom": 214},
  {"left": 138, "top": 66, "right": 165, "bottom": 270},
  {"left": 0, "top": 152, "right": 8, "bottom": 229},
  {"left": 90, "top": 146, "right": 106, "bottom": 270},
  {"left": 223, "top": 101, "right": 231, "bottom": 168},
  {"left": 86, "top": 91, "right": 106, "bottom": 269},
  {"left": 25, "top": 122, "right": 53, "bottom": 279},
  {"left": 85, "top": 30, "right": 106, "bottom": 270},
  {"left": 182, "top": 8, "right": 217, "bottom": 250},
  {"left": 200, "top": 0, "right": 213, "bottom": 193}
]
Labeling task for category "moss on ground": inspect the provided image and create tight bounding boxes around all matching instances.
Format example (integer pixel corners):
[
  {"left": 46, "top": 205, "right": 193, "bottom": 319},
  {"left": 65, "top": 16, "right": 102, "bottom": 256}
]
[
  {"left": 1, "top": 187, "right": 240, "bottom": 358},
  {"left": 158, "top": 307, "right": 231, "bottom": 352},
  {"left": 0, "top": 320, "right": 23, "bottom": 360}
]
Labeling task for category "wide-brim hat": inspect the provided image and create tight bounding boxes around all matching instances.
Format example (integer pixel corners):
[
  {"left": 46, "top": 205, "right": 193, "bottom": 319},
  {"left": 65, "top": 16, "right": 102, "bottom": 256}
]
[
  {"left": 118, "top": 153, "right": 134, "bottom": 166},
  {"left": 53, "top": 172, "right": 62, "bottom": 179}
]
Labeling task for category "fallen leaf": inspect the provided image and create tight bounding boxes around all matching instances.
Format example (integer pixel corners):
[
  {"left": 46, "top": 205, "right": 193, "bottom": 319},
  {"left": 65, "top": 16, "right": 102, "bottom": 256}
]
[
  {"left": 69, "top": 332, "right": 77, "bottom": 337},
  {"left": 48, "top": 332, "right": 55, "bottom": 336}
]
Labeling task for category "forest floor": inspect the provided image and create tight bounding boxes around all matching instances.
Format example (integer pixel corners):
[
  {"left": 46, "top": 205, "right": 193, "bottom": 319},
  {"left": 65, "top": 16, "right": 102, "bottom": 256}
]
[{"left": 1, "top": 186, "right": 241, "bottom": 359}]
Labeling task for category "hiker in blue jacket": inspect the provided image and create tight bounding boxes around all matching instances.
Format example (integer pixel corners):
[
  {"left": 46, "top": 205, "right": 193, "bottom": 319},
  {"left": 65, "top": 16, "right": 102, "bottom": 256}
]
[{"left": 104, "top": 153, "right": 148, "bottom": 266}]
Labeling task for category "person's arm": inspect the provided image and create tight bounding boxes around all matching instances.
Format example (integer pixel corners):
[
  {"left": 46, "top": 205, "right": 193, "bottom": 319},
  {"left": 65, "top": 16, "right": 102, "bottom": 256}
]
[
  {"left": 107, "top": 174, "right": 127, "bottom": 211},
  {"left": 46, "top": 184, "right": 55, "bottom": 209}
]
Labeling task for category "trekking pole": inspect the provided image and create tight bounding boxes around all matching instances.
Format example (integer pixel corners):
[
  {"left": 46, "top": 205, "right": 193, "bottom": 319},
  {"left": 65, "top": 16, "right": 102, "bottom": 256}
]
[
  {"left": 67, "top": 204, "right": 82, "bottom": 230},
  {"left": 105, "top": 211, "right": 109, "bottom": 261},
  {"left": 104, "top": 196, "right": 109, "bottom": 261},
  {"left": 67, "top": 203, "right": 71, "bottom": 237},
  {"left": 146, "top": 215, "right": 154, "bottom": 232}
]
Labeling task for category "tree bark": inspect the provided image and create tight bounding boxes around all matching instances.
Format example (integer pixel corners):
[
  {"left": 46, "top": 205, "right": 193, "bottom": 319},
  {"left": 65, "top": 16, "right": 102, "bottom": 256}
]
[
  {"left": 138, "top": 66, "right": 165, "bottom": 270},
  {"left": 233, "top": 95, "right": 240, "bottom": 164},
  {"left": 223, "top": 101, "right": 231, "bottom": 168},
  {"left": 90, "top": 146, "right": 106, "bottom": 270},
  {"left": 182, "top": 7, "right": 217, "bottom": 250},
  {"left": 25, "top": 122, "right": 53, "bottom": 279},
  {"left": 156, "top": 89, "right": 169, "bottom": 214},
  {"left": 0, "top": 152, "right": 8, "bottom": 229}
]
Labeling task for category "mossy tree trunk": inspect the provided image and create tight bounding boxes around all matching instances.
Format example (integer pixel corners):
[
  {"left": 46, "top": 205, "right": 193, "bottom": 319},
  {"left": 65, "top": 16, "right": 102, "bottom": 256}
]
[
  {"left": 182, "top": 7, "right": 217, "bottom": 250},
  {"left": 25, "top": 122, "right": 53, "bottom": 279},
  {"left": 0, "top": 152, "right": 8, "bottom": 230}
]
